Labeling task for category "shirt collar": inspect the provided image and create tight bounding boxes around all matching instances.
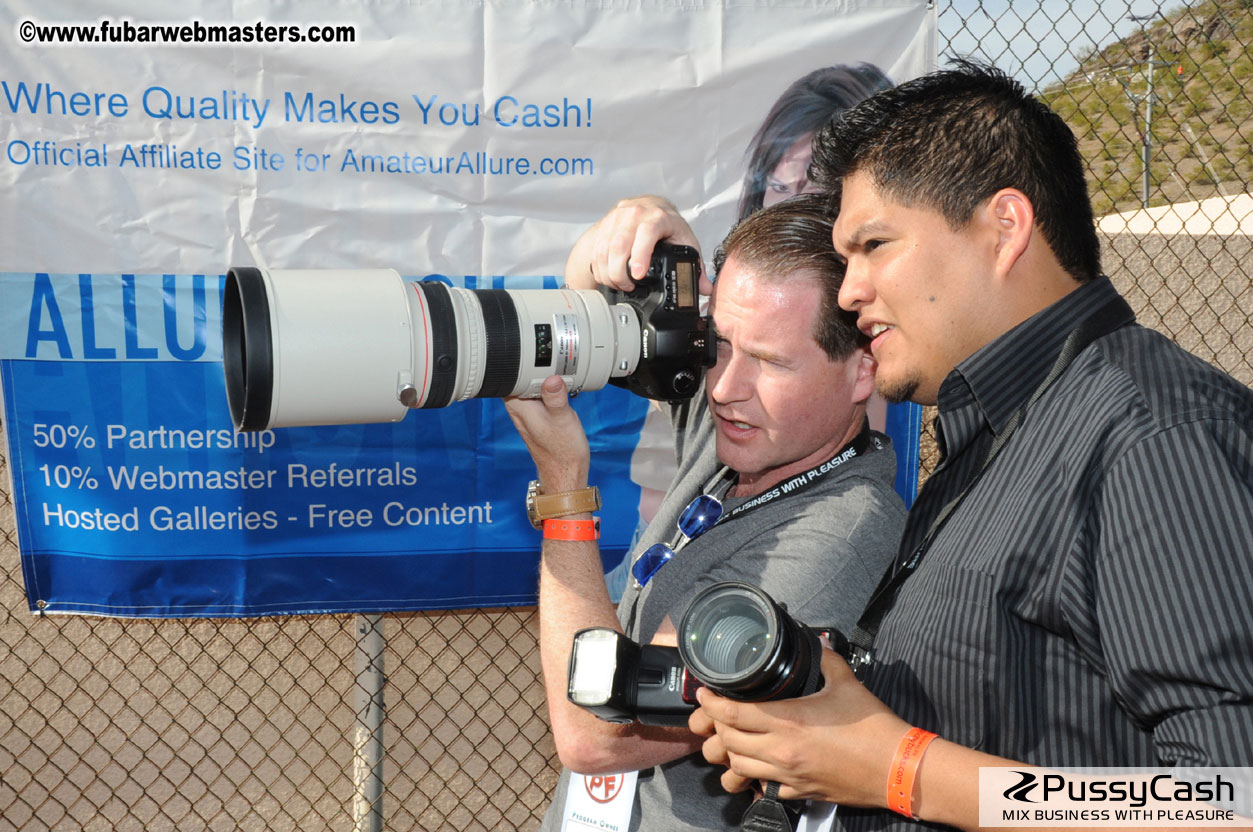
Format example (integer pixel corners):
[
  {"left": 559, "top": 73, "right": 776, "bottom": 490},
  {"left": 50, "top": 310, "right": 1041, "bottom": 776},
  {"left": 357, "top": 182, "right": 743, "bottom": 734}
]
[{"left": 937, "top": 277, "right": 1131, "bottom": 439}]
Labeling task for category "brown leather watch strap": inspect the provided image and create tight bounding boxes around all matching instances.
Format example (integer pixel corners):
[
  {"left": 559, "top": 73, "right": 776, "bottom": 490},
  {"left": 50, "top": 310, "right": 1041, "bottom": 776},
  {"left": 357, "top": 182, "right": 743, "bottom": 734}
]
[
  {"left": 532, "top": 486, "right": 601, "bottom": 519},
  {"left": 527, "top": 481, "right": 601, "bottom": 528}
]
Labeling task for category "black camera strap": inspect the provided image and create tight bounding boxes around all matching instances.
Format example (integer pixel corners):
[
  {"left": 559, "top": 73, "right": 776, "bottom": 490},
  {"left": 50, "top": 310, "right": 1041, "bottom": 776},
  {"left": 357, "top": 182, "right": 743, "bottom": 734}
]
[
  {"left": 846, "top": 293, "right": 1134, "bottom": 672},
  {"left": 740, "top": 789, "right": 800, "bottom": 832}
]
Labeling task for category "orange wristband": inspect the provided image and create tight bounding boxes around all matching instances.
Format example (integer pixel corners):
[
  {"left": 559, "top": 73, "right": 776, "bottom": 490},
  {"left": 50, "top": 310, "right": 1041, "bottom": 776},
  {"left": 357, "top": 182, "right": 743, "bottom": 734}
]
[
  {"left": 887, "top": 727, "right": 937, "bottom": 818},
  {"left": 542, "top": 518, "right": 600, "bottom": 541}
]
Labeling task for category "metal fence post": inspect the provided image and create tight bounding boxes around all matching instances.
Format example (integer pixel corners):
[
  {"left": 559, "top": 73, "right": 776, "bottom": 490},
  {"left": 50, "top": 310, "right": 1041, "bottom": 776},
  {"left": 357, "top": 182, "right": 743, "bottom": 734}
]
[{"left": 353, "top": 613, "right": 386, "bottom": 832}]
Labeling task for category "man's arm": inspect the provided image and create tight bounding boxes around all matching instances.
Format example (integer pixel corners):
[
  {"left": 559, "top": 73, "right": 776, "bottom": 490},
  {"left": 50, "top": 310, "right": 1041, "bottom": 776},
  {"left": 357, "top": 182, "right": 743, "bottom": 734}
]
[
  {"left": 505, "top": 377, "right": 700, "bottom": 774},
  {"left": 693, "top": 651, "right": 908, "bottom": 806},
  {"left": 563, "top": 196, "right": 706, "bottom": 293},
  {"left": 505, "top": 196, "right": 712, "bottom": 773},
  {"left": 1095, "top": 419, "right": 1253, "bottom": 763},
  {"left": 690, "top": 652, "right": 1171, "bottom": 832}
]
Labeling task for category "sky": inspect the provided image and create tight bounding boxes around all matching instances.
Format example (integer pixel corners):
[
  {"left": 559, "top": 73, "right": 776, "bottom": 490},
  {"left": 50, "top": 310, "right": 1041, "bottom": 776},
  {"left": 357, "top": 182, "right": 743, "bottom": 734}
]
[{"left": 940, "top": 0, "right": 1183, "bottom": 91}]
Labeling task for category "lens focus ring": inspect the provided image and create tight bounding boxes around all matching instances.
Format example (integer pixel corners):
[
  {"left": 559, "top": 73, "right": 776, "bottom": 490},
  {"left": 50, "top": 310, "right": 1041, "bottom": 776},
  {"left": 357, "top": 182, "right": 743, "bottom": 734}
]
[
  {"left": 418, "top": 281, "right": 458, "bottom": 409},
  {"left": 474, "top": 290, "right": 522, "bottom": 398}
]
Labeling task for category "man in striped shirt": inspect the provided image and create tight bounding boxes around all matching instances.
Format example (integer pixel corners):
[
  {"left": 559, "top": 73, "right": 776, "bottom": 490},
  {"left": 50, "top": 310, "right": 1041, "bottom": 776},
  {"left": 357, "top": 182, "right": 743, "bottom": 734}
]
[{"left": 692, "top": 60, "right": 1252, "bottom": 830}]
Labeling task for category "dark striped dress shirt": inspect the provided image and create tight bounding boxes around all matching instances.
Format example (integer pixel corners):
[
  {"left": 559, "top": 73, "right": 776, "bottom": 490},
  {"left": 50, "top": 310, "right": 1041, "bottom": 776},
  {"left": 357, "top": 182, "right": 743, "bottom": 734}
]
[{"left": 839, "top": 276, "right": 1253, "bottom": 831}]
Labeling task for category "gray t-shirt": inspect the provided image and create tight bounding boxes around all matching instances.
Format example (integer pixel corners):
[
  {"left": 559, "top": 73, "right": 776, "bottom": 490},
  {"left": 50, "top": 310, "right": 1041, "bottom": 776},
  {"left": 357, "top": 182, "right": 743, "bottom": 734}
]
[{"left": 542, "top": 390, "right": 905, "bottom": 832}]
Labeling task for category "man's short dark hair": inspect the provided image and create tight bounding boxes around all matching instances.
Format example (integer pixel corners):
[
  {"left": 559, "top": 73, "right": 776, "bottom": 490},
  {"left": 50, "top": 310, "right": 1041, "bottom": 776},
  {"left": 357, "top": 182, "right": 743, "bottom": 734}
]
[
  {"left": 712, "top": 193, "right": 866, "bottom": 361},
  {"left": 811, "top": 59, "right": 1102, "bottom": 283}
]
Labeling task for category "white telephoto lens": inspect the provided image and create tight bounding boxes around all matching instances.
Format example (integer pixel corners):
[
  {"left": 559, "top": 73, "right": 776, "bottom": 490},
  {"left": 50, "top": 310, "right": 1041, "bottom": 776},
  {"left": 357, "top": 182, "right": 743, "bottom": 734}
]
[{"left": 223, "top": 267, "right": 642, "bottom": 430}]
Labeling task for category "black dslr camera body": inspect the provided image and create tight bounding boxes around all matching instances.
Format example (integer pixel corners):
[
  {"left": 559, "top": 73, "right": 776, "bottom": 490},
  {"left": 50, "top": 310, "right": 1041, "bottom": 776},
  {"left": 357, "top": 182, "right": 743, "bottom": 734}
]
[
  {"left": 600, "top": 242, "right": 715, "bottom": 401},
  {"left": 567, "top": 582, "right": 848, "bottom": 726}
]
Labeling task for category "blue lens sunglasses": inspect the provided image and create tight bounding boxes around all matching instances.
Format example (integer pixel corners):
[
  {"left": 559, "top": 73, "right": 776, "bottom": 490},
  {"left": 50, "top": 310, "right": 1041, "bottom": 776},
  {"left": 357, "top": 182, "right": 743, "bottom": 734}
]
[{"left": 631, "top": 465, "right": 734, "bottom": 588}]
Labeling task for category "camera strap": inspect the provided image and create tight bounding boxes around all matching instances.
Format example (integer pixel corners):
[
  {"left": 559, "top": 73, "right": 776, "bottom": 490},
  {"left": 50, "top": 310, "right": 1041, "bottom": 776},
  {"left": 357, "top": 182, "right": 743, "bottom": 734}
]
[
  {"left": 740, "top": 789, "right": 800, "bottom": 832},
  {"left": 845, "top": 292, "right": 1134, "bottom": 672}
]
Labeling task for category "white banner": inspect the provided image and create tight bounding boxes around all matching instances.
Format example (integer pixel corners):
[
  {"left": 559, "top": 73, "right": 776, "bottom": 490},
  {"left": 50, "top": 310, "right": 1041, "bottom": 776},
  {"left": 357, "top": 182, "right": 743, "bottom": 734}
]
[
  {"left": 2, "top": 1, "right": 935, "bottom": 274},
  {"left": 0, "top": 1, "right": 935, "bottom": 616}
]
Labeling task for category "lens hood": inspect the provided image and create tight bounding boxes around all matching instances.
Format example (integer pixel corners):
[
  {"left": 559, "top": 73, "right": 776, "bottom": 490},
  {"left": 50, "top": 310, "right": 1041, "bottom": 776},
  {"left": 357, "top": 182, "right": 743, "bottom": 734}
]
[{"left": 222, "top": 267, "right": 274, "bottom": 431}]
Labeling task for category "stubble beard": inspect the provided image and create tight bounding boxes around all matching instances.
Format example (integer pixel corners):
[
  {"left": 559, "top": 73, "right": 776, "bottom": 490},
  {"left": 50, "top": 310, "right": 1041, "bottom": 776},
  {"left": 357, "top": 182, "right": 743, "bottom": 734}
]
[{"left": 877, "top": 374, "right": 920, "bottom": 405}]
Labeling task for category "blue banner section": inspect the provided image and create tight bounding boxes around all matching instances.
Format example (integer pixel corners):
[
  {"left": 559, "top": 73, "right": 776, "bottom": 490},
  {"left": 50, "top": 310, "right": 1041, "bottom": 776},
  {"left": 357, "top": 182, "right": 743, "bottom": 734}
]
[
  {"left": 2, "top": 272, "right": 648, "bottom": 616},
  {"left": 885, "top": 400, "right": 922, "bottom": 510}
]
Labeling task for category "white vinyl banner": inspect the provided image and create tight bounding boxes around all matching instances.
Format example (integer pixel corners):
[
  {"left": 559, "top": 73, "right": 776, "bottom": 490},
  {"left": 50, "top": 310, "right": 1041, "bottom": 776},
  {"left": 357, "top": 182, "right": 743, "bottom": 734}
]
[{"left": 0, "top": 1, "right": 935, "bottom": 616}]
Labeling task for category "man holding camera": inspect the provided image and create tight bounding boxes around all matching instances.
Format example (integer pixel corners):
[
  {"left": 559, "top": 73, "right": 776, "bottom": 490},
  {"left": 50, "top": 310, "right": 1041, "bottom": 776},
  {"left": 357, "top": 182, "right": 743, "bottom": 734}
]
[
  {"left": 505, "top": 194, "right": 905, "bottom": 831},
  {"left": 691, "top": 61, "right": 1253, "bottom": 830}
]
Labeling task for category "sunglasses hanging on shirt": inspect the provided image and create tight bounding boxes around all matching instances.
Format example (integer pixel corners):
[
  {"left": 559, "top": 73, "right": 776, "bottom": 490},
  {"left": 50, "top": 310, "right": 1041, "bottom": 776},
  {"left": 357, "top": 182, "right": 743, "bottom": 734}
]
[{"left": 631, "top": 469, "right": 733, "bottom": 588}]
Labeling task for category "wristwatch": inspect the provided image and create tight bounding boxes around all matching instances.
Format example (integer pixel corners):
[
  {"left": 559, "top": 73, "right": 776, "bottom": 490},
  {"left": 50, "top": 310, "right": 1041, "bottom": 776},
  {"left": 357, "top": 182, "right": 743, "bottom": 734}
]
[{"left": 526, "top": 480, "right": 601, "bottom": 529}]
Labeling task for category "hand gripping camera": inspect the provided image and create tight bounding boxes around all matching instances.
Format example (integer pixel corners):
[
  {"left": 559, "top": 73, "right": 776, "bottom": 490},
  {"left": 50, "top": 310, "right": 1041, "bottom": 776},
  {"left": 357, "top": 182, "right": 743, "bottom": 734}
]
[
  {"left": 567, "top": 582, "right": 848, "bottom": 726},
  {"left": 221, "top": 243, "right": 715, "bottom": 430}
]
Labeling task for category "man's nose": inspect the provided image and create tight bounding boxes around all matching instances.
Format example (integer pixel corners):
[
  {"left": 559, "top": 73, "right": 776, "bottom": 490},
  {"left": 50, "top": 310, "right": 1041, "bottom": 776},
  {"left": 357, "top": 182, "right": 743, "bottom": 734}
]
[
  {"left": 837, "top": 258, "right": 873, "bottom": 312},
  {"left": 708, "top": 352, "right": 753, "bottom": 404}
]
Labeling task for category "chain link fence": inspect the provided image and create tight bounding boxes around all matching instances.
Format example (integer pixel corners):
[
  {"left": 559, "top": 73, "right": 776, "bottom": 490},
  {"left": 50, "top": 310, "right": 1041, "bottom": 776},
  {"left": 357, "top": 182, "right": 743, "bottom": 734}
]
[
  {"left": 3, "top": 2, "right": 1250, "bottom": 828},
  {"left": 920, "top": 0, "right": 1253, "bottom": 477}
]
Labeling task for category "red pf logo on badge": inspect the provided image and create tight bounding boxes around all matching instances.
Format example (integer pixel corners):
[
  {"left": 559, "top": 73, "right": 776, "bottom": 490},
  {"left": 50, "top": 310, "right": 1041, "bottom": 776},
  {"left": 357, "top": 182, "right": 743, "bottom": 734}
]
[{"left": 584, "top": 773, "right": 625, "bottom": 803}]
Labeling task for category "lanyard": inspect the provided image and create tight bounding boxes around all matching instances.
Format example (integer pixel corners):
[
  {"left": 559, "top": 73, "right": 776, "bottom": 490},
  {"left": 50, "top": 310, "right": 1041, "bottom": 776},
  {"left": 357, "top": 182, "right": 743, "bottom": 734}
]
[
  {"left": 667, "top": 423, "right": 878, "bottom": 555},
  {"left": 846, "top": 293, "right": 1134, "bottom": 671},
  {"left": 722, "top": 422, "right": 877, "bottom": 522},
  {"left": 624, "top": 422, "right": 880, "bottom": 634}
]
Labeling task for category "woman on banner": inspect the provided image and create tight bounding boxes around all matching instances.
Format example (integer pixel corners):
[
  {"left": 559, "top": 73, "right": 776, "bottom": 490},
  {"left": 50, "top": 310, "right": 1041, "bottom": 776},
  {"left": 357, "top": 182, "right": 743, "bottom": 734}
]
[{"left": 737, "top": 63, "right": 892, "bottom": 219}]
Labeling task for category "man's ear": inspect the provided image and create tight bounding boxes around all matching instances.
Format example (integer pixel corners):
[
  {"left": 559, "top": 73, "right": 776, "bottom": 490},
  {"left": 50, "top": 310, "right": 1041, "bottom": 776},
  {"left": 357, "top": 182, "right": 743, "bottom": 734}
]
[
  {"left": 851, "top": 348, "right": 877, "bottom": 404},
  {"left": 990, "top": 188, "right": 1034, "bottom": 278}
]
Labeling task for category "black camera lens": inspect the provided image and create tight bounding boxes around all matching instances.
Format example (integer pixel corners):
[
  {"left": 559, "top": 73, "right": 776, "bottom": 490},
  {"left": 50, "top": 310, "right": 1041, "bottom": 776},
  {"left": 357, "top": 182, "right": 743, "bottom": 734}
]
[
  {"left": 678, "top": 582, "right": 822, "bottom": 702},
  {"left": 683, "top": 591, "right": 773, "bottom": 677}
]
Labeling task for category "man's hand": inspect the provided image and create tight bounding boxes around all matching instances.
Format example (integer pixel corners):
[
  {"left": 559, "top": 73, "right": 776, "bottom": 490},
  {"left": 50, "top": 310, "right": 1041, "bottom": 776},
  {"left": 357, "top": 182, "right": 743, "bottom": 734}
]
[
  {"left": 565, "top": 196, "right": 709, "bottom": 294},
  {"left": 688, "top": 706, "right": 755, "bottom": 795},
  {"left": 690, "top": 648, "right": 911, "bottom": 806},
  {"left": 503, "top": 376, "right": 590, "bottom": 493}
]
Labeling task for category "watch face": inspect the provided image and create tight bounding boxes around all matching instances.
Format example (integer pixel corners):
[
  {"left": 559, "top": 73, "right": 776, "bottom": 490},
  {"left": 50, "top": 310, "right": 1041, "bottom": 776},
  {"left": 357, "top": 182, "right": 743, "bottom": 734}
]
[{"left": 526, "top": 480, "right": 543, "bottom": 529}]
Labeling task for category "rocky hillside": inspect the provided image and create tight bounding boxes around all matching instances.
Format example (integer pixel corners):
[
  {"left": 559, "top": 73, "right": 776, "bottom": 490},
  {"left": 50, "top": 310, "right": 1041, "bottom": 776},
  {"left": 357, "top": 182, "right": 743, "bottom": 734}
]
[{"left": 1040, "top": 0, "right": 1252, "bottom": 214}]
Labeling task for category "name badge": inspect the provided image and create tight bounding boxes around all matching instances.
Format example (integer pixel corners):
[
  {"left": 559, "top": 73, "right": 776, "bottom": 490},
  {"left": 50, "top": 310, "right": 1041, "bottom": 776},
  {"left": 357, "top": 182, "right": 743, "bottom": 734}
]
[{"left": 561, "top": 770, "right": 639, "bottom": 832}]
